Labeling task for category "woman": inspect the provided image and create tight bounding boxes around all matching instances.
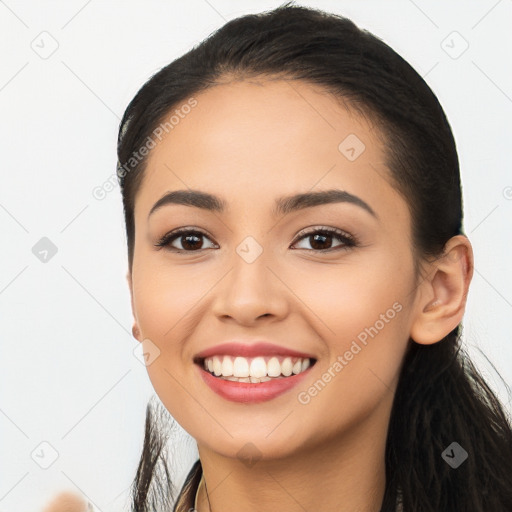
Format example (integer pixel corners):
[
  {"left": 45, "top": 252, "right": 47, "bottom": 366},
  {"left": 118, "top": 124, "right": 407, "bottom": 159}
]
[{"left": 62, "top": 2, "right": 511, "bottom": 511}]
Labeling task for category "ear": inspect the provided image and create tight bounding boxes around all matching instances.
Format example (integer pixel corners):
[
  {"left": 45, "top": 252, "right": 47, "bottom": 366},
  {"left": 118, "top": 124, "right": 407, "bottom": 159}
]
[
  {"left": 410, "top": 235, "right": 474, "bottom": 345},
  {"left": 126, "top": 270, "right": 142, "bottom": 343}
]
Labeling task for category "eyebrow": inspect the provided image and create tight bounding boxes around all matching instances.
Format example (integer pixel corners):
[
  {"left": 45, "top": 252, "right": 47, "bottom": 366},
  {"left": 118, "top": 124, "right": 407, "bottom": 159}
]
[{"left": 148, "top": 188, "right": 377, "bottom": 219}]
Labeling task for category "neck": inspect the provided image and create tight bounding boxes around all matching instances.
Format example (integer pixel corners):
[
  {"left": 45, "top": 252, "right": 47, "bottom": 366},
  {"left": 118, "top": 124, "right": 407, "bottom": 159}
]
[{"left": 195, "top": 392, "right": 392, "bottom": 512}]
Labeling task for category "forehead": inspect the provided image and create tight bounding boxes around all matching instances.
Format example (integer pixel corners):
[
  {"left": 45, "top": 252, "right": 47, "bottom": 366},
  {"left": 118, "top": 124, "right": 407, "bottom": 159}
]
[{"left": 135, "top": 79, "right": 404, "bottom": 221}]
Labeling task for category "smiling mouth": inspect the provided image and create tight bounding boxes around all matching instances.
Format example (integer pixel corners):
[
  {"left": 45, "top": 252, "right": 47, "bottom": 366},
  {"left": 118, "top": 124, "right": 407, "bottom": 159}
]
[{"left": 194, "top": 355, "right": 317, "bottom": 383}]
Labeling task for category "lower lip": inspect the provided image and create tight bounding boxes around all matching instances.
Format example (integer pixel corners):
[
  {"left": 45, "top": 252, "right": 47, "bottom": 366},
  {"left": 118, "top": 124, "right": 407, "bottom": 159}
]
[{"left": 197, "top": 364, "right": 313, "bottom": 403}]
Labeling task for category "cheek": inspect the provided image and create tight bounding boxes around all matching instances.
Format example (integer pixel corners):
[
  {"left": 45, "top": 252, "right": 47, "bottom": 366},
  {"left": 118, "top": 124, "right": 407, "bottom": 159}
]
[
  {"left": 132, "top": 262, "right": 208, "bottom": 343},
  {"left": 289, "top": 254, "right": 412, "bottom": 347},
  {"left": 292, "top": 290, "right": 410, "bottom": 444},
  {"left": 291, "top": 257, "right": 412, "bottom": 395},
  {"left": 131, "top": 267, "right": 200, "bottom": 414},
  {"left": 288, "top": 254, "right": 413, "bottom": 427}
]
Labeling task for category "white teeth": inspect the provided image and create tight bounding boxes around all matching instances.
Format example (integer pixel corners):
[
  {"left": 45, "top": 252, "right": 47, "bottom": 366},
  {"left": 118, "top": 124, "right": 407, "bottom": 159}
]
[
  {"left": 202, "top": 354, "right": 314, "bottom": 380},
  {"left": 213, "top": 356, "right": 222, "bottom": 376},
  {"left": 221, "top": 356, "right": 233, "bottom": 377},
  {"left": 267, "top": 357, "right": 281, "bottom": 377},
  {"left": 281, "top": 357, "right": 293, "bottom": 377},
  {"left": 233, "top": 356, "right": 250, "bottom": 378},
  {"left": 249, "top": 357, "right": 267, "bottom": 378}
]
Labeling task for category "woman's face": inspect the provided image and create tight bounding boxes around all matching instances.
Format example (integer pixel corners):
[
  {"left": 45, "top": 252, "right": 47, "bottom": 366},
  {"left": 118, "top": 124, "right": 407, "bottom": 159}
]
[{"left": 128, "top": 79, "right": 420, "bottom": 461}]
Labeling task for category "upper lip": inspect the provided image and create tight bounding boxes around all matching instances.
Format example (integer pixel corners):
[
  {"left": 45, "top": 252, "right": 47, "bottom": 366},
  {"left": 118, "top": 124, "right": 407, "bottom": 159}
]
[{"left": 194, "top": 341, "right": 316, "bottom": 361}]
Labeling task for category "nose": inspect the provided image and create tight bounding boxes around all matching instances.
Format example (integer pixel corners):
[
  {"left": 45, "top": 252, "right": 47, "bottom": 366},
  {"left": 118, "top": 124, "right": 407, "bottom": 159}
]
[{"left": 211, "top": 249, "right": 289, "bottom": 326}]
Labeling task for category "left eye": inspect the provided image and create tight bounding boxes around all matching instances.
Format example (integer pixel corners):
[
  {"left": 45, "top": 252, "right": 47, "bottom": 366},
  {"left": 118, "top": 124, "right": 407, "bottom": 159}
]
[
  {"left": 291, "top": 227, "right": 356, "bottom": 252},
  {"left": 155, "top": 227, "right": 357, "bottom": 253}
]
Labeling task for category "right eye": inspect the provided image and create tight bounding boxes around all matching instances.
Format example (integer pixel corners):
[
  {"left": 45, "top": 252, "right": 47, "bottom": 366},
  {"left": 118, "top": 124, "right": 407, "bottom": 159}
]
[{"left": 154, "top": 228, "right": 218, "bottom": 253}]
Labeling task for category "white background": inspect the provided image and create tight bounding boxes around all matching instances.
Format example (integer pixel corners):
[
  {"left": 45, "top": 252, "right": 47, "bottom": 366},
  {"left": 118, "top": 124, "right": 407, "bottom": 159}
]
[{"left": 1, "top": 1, "right": 511, "bottom": 511}]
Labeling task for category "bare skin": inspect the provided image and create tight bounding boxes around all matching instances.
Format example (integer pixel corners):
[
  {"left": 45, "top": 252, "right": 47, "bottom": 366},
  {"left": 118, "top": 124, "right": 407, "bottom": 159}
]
[
  {"left": 42, "top": 491, "right": 90, "bottom": 512},
  {"left": 123, "top": 78, "right": 474, "bottom": 512},
  {"left": 44, "top": 78, "right": 473, "bottom": 511}
]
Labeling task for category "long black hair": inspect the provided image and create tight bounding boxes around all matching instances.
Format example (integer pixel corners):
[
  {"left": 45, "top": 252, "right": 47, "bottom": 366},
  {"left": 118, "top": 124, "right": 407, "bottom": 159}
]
[{"left": 116, "top": 3, "right": 512, "bottom": 510}]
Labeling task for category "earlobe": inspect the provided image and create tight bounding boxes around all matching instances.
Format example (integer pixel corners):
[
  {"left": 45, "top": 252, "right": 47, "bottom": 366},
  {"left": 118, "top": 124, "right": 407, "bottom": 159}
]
[
  {"left": 126, "top": 270, "right": 132, "bottom": 294},
  {"left": 132, "top": 323, "right": 142, "bottom": 342},
  {"left": 410, "top": 235, "right": 474, "bottom": 345},
  {"left": 126, "top": 270, "right": 142, "bottom": 342}
]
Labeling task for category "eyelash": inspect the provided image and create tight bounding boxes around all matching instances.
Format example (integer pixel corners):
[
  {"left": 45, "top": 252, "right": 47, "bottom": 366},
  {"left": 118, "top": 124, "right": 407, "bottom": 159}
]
[{"left": 154, "top": 226, "right": 358, "bottom": 254}]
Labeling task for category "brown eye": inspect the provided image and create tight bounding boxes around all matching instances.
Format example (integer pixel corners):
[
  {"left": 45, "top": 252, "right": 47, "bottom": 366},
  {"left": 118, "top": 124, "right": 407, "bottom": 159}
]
[
  {"left": 291, "top": 227, "right": 356, "bottom": 252},
  {"left": 178, "top": 233, "right": 204, "bottom": 250},
  {"left": 155, "top": 229, "right": 217, "bottom": 252},
  {"left": 155, "top": 226, "right": 356, "bottom": 254}
]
